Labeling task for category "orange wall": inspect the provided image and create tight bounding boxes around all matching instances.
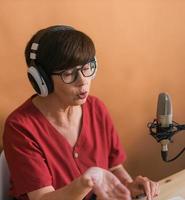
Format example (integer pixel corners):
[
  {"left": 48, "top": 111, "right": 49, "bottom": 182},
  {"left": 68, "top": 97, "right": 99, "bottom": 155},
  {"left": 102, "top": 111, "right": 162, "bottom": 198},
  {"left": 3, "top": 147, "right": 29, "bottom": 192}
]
[{"left": 0, "top": 0, "right": 185, "bottom": 180}]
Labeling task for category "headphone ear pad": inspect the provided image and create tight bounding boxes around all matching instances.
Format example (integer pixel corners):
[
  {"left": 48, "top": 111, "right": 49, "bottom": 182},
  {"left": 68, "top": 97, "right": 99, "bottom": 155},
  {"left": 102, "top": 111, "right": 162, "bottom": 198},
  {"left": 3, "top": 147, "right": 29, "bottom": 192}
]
[{"left": 27, "top": 66, "right": 53, "bottom": 97}]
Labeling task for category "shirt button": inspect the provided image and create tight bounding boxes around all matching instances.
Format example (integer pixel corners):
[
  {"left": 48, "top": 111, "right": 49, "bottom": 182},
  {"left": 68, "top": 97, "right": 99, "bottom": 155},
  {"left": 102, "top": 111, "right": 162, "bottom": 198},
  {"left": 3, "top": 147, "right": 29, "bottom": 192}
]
[{"left": 74, "top": 152, "right": 79, "bottom": 158}]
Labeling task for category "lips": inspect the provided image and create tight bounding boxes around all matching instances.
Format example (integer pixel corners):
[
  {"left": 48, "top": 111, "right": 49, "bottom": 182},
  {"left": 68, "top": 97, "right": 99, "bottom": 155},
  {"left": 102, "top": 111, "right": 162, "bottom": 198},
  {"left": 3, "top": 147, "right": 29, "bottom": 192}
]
[{"left": 78, "top": 91, "right": 88, "bottom": 99}]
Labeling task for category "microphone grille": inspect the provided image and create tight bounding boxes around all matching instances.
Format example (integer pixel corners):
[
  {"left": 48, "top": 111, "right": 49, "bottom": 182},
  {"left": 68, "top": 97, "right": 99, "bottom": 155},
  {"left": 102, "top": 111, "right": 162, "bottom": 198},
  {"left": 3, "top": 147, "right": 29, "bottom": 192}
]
[{"left": 157, "top": 93, "right": 172, "bottom": 116}]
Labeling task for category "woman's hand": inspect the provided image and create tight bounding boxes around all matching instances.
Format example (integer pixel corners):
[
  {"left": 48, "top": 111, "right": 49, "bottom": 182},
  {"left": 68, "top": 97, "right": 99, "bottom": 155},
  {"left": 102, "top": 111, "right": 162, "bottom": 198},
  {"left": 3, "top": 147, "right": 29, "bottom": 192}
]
[
  {"left": 125, "top": 176, "right": 160, "bottom": 200},
  {"left": 83, "top": 167, "right": 131, "bottom": 200}
]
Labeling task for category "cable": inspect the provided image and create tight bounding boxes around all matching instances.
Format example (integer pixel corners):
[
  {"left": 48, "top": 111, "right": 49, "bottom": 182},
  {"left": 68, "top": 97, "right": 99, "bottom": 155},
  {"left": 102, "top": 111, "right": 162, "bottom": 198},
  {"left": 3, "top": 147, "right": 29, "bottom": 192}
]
[{"left": 162, "top": 147, "right": 185, "bottom": 162}]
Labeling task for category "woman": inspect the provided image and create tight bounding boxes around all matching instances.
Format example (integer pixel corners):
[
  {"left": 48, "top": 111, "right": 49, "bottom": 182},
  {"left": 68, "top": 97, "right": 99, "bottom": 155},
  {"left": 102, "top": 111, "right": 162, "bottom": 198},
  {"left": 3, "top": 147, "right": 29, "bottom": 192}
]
[{"left": 3, "top": 25, "right": 159, "bottom": 200}]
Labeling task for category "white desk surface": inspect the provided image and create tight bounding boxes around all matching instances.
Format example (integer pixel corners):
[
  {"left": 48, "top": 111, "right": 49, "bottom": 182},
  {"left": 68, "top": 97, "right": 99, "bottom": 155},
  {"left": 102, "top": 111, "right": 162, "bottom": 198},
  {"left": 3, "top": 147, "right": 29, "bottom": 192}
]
[
  {"left": 138, "top": 169, "right": 185, "bottom": 200},
  {"left": 156, "top": 169, "right": 185, "bottom": 200}
]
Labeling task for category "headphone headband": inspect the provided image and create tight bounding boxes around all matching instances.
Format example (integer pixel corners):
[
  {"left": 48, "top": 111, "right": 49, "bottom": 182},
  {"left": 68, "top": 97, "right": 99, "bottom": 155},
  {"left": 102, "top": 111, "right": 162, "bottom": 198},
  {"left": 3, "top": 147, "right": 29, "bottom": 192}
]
[{"left": 29, "top": 25, "right": 75, "bottom": 61}]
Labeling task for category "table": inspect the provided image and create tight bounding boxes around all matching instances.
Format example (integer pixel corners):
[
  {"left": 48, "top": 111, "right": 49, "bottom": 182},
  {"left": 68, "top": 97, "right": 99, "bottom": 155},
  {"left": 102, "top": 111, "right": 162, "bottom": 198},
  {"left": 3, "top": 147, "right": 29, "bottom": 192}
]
[{"left": 155, "top": 169, "right": 185, "bottom": 200}]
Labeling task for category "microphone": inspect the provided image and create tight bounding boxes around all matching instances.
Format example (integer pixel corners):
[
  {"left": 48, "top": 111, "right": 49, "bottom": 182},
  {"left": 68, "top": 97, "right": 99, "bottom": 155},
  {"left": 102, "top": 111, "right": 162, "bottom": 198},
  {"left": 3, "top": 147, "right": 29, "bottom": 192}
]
[
  {"left": 148, "top": 92, "right": 185, "bottom": 162},
  {"left": 156, "top": 93, "right": 173, "bottom": 161}
]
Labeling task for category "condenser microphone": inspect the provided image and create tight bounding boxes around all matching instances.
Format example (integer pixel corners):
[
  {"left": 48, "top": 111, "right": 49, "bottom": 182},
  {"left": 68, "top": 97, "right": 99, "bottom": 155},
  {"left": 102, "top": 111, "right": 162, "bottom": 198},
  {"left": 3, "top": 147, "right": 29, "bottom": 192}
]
[
  {"left": 156, "top": 93, "right": 173, "bottom": 161},
  {"left": 148, "top": 93, "right": 185, "bottom": 162}
]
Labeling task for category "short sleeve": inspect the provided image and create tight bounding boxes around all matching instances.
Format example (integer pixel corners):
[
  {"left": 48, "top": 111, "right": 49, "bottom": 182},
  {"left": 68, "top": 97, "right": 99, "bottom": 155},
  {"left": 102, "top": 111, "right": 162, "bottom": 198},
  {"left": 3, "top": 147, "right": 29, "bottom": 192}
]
[
  {"left": 3, "top": 120, "right": 52, "bottom": 197},
  {"left": 108, "top": 122, "right": 127, "bottom": 168}
]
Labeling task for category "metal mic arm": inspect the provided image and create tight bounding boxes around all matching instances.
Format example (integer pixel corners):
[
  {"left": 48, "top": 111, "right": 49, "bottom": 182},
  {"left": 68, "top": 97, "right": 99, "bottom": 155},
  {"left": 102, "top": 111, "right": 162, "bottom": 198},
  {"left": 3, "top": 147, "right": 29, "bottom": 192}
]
[
  {"left": 147, "top": 119, "right": 185, "bottom": 162},
  {"left": 176, "top": 124, "right": 185, "bottom": 131}
]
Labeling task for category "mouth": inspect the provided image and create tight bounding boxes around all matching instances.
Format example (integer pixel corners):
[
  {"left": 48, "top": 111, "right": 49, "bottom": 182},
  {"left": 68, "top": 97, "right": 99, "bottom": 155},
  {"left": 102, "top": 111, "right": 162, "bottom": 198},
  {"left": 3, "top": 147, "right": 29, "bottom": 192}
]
[{"left": 77, "top": 91, "right": 88, "bottom": 99}]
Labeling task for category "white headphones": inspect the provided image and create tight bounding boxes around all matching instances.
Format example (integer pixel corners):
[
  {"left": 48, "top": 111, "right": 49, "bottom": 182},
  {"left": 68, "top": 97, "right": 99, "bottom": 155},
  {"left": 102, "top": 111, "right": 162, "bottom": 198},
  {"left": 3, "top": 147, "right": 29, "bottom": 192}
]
[{"left": 27, "top": 25, "right": 75, "bottom": 97}]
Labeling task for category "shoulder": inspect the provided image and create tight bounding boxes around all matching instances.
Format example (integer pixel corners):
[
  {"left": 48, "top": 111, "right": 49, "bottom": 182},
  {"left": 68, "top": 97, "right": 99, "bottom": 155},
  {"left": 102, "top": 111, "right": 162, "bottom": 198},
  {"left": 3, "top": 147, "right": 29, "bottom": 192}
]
[
  {"left": 84, "top": 95, "right": 111, "bottom": 120},
  {"left": 3, "top": 95, "right": 41, "bottom": 144},
  {"left": 86, "top": 95, "right": 108, "bottom": 111},
  {"left": 5, "top": 95, "right": 36, "bottom": 126}
]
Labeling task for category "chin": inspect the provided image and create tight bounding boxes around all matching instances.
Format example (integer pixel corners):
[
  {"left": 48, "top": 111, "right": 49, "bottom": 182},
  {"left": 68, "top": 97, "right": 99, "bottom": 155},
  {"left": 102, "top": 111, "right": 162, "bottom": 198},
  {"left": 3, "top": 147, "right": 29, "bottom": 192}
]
[{"left": 73, "top": 98, "right": 87, "bottom": 106}]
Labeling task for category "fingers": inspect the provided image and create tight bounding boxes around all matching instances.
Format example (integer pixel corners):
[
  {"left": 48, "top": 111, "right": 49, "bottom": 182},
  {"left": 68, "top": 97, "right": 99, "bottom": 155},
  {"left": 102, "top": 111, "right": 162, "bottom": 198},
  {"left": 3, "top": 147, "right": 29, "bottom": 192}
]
[
  {"left": 81, "top": 173, "right": 94, "bottom": 188},
  {"left": 93, "top": 183, "right": 130, "bottom": 200},
  {"left": 149, "top": 181, "right": 159, "bottom": 197},
  {"left": 112, "top": 183, "right": 131, "bottom": 200},
  {"left": 134, "top": 176, "right": 160, "bottom": 200},
  {"left": 149, "top": 181, "right": 155, "bottom": 198},
  {"left": 139, "top": 177, "right": 151, "bottom": 200},
  {"left": 96, "top": 188, "right": 131, "bottom": 200},
  {"left": 116, "top": 182, "right": 130, "bottom": 194},
  {"left": 146, "top": 179, "right": 160, "bottom": 199},
  {"left": 152, "top": 181, "right": 160, "bottom": 197},
  {"left": 93, "top": 177, "right": 131, "bottom": 200}
]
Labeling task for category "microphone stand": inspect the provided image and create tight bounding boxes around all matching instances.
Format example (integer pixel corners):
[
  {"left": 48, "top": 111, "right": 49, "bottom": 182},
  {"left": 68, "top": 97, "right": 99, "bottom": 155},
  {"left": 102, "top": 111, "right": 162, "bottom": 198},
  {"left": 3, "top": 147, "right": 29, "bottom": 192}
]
[{"left": 147, "top": 119, "right": 185, "bottom": 162}]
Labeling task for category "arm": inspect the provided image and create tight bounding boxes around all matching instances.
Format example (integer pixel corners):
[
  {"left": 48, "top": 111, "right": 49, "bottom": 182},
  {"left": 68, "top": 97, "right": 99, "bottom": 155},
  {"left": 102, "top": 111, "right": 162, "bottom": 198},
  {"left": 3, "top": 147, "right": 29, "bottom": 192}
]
[
  {"left": 111, "top": 165, "right": 160, "bottom": 200},
  {"left": 28, "top": 174, "right": 93, "bottom": 200},
  {"left": 28, "top": 167, "right": 131, "bottom": 200},
  {"left": 110, "top": 164, "right": 133, "bottom": 184}
]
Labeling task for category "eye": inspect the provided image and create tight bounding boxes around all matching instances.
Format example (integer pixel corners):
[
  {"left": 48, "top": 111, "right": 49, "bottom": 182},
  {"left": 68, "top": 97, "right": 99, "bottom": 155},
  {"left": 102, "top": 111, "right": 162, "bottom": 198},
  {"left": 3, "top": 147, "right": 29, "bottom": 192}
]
[
  {"left": 83, "top": 63, "right": 89, "bottom": 68},
  {"left": 83, "top": 66, "right": 91, "bottom": 71},
  {"left": 63, "top": 70, "right": 73, "bottom": 77}
]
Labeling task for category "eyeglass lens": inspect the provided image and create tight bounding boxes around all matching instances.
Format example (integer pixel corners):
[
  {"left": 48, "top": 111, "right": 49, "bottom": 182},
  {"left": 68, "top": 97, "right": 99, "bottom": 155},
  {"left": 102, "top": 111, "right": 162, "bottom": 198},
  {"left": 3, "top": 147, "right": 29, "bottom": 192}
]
[{"left": 61, "top": 61, "right": 96, "bottom": 84}]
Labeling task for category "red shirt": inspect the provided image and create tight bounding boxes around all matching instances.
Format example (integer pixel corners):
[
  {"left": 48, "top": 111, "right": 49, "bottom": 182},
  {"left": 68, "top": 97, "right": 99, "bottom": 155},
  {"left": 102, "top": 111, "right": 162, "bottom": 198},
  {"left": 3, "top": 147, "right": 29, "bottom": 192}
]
[{"left": 3, "top": 95, "right": 126, "bottom": 200}]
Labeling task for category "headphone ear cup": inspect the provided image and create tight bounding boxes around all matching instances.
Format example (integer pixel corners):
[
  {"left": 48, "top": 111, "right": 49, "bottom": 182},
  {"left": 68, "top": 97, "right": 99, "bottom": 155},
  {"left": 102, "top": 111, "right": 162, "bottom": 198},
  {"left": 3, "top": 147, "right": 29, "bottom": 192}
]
[{"left": 27, "top": 66, "right": 53, "bottom": 97}]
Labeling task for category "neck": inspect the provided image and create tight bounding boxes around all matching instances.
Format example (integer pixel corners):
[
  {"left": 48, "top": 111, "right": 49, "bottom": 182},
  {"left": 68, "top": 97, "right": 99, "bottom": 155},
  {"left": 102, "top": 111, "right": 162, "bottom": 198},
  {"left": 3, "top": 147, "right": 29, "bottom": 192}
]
[{"left": 32, "top": 94, "right": 81, "bottom": 124}]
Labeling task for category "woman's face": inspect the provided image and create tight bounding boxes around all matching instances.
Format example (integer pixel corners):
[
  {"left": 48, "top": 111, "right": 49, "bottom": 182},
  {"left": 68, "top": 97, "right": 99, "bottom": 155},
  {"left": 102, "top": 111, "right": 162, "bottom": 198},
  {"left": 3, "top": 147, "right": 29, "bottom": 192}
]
[{"left": 51, "top": 69, "right": 92, "bottom": 107}]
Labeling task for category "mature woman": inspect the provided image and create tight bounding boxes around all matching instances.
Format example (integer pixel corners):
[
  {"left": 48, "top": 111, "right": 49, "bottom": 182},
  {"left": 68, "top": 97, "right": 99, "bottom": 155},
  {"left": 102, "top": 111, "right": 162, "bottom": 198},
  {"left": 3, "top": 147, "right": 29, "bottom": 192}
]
[{"left": 3, "top": 25, "right": 159, "bottom": 200}]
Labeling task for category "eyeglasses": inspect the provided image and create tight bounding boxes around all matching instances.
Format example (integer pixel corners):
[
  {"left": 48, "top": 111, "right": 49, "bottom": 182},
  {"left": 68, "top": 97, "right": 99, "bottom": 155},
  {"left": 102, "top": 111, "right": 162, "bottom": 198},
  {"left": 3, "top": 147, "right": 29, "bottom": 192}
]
[{"left": 51, "top": 59, "right": 97, "bottom": 84}]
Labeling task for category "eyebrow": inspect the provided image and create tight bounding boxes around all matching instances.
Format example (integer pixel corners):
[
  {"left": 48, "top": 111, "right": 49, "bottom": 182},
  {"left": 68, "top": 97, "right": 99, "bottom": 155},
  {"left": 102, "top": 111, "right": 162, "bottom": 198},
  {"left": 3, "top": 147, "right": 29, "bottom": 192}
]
[{"left": 52, "top": 58, "right": 96, "bottom": 74}]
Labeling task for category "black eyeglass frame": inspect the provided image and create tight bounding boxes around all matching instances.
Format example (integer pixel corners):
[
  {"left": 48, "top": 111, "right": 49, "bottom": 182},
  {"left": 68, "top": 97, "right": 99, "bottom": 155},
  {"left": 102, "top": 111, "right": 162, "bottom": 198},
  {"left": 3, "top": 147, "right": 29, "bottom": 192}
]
[{"left": 51, "top": 59, "right": 97, "bottom": 84}]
